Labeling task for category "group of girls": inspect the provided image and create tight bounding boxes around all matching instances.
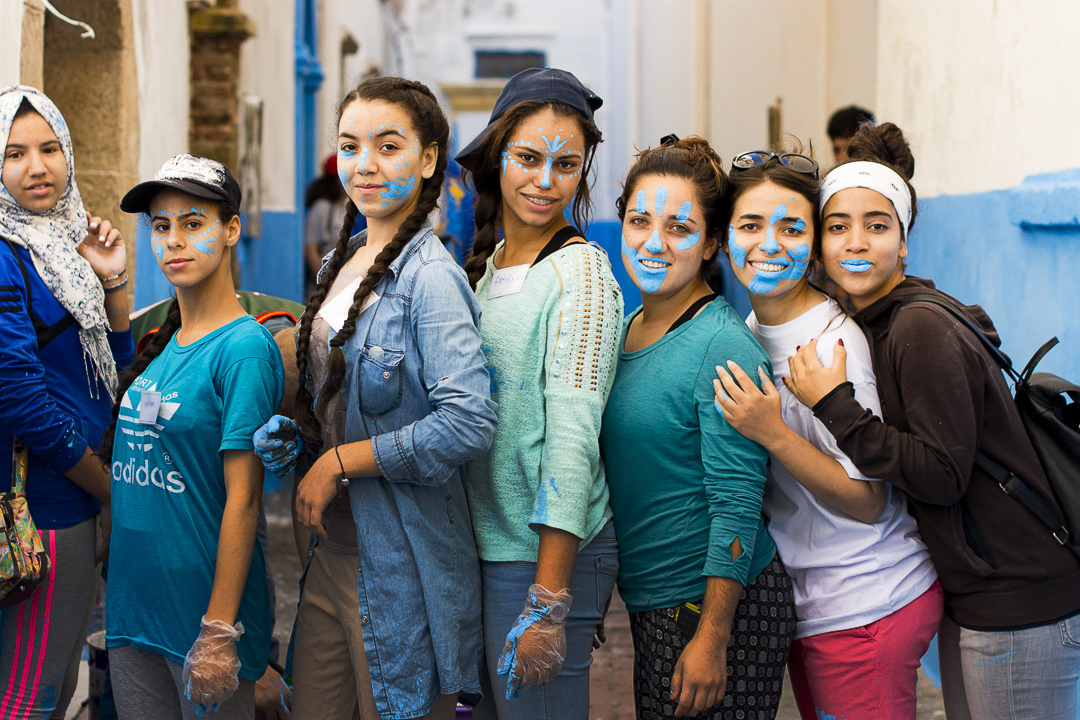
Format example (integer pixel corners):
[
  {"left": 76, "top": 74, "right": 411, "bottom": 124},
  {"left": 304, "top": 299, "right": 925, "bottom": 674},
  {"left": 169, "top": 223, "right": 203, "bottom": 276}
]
[{"left": 2, "top": 63, "right": 1079, "bottom": 720}]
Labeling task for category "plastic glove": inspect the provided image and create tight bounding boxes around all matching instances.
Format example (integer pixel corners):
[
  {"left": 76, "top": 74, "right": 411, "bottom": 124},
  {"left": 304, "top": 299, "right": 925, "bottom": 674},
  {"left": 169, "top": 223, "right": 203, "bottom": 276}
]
[
  {"left": 253, "top": 415, "right": 303, "bottom": 477},
  {"left": 183, "top": 616, "right": 245, "bottom": 717},
  {"left": 496, "top": 583, "right": 572, "bottom": 700}
]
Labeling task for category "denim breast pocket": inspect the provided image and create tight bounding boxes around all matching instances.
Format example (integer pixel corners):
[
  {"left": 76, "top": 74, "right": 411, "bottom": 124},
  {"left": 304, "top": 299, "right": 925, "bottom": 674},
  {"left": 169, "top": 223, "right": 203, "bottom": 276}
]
[{"left": 356, "top": 345, "right": 405, "bottom": 417}]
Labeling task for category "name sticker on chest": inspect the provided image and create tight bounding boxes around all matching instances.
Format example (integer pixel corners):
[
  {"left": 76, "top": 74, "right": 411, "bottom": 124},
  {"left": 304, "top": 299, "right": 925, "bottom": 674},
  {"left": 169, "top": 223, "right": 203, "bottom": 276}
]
[
  {"left": 136, "top": 390, "right": 162, "bottom": 425},
  {"left": 487, "top": 264, "right": 529, "bottom": 299}
]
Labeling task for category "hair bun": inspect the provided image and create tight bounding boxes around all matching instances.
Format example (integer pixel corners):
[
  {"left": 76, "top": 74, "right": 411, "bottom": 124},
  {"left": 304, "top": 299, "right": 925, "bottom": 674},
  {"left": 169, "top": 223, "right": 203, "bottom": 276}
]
[{"left": 846, "top": 122, "right": 915, "bottom": 181}]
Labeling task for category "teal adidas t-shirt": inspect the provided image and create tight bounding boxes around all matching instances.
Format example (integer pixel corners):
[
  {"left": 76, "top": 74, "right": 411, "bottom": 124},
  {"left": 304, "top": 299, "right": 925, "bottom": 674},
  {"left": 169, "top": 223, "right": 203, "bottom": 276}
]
[{"left": 106, "top": 315, "right": 283, "bottom": 681}]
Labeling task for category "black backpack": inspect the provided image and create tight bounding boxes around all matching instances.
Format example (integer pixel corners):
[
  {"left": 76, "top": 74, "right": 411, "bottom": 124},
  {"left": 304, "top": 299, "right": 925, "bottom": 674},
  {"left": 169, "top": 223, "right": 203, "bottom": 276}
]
[{"left": 900, "top": 294, "right": 1080, "bottom": 560}]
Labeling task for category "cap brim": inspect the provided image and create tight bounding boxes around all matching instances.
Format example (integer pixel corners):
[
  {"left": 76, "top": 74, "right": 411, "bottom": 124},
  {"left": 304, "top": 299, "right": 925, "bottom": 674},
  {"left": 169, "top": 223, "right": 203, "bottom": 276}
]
[
  {"left": 454, "top": 125, "right": 494, "bottom": 173},
  {"left": 120, "top": 178, "right": 228, "bottom": 214}
]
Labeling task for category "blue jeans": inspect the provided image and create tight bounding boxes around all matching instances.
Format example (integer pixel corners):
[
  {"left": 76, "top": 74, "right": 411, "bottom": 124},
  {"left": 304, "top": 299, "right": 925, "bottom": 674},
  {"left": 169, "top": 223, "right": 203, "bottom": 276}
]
[
  {"left": 939, "top": 613, "right": 1080, "bottom": 720},
  {"left": 472, "top": 521, "right": 618, "bottom": 720}
]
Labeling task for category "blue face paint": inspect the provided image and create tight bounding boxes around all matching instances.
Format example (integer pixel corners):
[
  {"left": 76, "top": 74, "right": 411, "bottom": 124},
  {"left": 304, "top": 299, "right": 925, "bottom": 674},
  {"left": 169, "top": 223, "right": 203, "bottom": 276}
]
[
  {"left": 762, "top": 204, "right": 786, "bottom": 254},
  {"left": 539, "top": 134, "right": 568, "bottom": 188},
  {"left": 676, "top": 201, "right": 692, "bottom": 222},
  {"left": 746, "top": 241, "right": 811, "bottom": 295},
  {"left": 621, "top": 233, "right": 668, "bottom": 294},
  {"left": 840, "top": 258, "right": 873, "bottom": 273},
  {"left": 644, "top": 230, "right": 663, "bottom": 254},
  {"left": 728, "top": 224, "right": 746, "bottom": 268},
  {"left": 655, "top": 186, "right": 668, "bottom": 217},
  {"left": 635, "top": 189, "right": 647, "bottom": 215},
  {"left": 379, "top": 174, "right": 416, "bottom": 207},
  {"left": 676, "top": 231, "right": 702, "bottom": 251}
]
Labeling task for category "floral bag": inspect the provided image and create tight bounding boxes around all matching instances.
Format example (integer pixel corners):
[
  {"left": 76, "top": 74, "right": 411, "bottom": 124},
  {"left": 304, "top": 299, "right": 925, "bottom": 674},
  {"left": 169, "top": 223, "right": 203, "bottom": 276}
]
[{"left": 0, "top": 440, "right": 51, "bottom": 607}]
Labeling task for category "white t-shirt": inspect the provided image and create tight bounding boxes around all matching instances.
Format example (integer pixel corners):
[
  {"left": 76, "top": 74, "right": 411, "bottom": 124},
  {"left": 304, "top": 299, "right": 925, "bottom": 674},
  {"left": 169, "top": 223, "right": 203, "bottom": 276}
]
[{"left": 747, "top": 298, "right": 937, "bottom": 639}]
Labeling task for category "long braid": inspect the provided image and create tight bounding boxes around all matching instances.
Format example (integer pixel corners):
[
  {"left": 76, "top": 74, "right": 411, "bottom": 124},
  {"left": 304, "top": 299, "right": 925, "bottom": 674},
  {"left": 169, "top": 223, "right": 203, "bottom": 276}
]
[
  {"left": 315, "top": 157, "right": 446, "bottom": 422},
  {"left": 97, "top": 300, "right": 182, "bottom": 461},
  {"left": 294, "top": 199, "right": 359, "bottom": 460},
  {"left": 463, "top": 178, "right": 501, "bottom": 289},
  {"left": 293, "top": 77, "right": 450, "bottom": 457}
]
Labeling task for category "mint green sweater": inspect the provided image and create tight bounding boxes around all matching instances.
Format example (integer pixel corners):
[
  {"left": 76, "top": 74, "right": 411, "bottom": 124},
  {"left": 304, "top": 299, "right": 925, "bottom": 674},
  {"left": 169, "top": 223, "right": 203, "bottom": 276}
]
[{"left": 465, "top": 242, "right": 623, "bottom": 561}]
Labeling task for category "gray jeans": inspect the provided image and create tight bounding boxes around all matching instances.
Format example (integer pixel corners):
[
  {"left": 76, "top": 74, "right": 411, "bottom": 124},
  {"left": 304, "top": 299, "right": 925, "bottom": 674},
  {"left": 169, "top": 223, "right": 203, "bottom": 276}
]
[
  {"left": 110, "top": 644, "right": 255, "bottom": 720},
  {"left": 939, "top": 613, "right": 1080, "bottom": 720}
]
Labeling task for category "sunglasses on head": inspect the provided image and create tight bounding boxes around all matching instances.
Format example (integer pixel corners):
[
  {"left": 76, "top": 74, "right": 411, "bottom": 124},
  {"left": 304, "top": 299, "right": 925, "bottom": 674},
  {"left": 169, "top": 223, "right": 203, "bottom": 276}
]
[{"left": 731, "top": 151, "right": 819, "bottom": 179}]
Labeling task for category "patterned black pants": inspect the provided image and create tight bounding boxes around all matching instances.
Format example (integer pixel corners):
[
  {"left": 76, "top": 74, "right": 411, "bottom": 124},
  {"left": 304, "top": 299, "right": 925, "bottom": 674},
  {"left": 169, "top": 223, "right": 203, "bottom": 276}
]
[{"left": 628, "top": 556, "right": 795, "bottom": 720}]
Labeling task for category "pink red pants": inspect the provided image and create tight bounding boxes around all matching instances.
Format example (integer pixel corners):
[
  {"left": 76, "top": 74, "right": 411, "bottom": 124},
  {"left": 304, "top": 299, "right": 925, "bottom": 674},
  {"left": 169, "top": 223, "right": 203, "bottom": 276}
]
[{"left": 788, "top": 580, "right": 943, "bottom": 720}]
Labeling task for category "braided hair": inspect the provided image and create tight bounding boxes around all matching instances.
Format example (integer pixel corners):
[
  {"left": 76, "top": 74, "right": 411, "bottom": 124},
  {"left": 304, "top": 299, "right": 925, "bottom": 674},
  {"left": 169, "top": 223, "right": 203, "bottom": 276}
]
[
  {"left": 294, "top": 77, "right": 450, "bottom": 460},
  {"left": 461, "top": 101, "right": 602, "bottom": 289}
]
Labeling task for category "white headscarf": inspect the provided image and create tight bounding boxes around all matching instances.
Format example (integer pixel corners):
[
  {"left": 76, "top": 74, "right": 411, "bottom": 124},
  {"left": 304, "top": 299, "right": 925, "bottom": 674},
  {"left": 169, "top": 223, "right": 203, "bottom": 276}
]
[{"left": 0, "top": 85, "right": 117, "bottom": 398}]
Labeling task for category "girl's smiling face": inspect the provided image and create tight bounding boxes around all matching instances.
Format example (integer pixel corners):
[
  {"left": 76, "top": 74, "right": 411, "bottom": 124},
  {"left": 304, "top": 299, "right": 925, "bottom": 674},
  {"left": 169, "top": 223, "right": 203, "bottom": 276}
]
[
  {"left": 336, "top": 99, "right": 437, "bottom": 222},
  {"left": 620, "top": 174, "right": 716, "bottom": 296},
  {"left": 2, "top": 110, "right": 68, "bottom": 214},
  {"left": 498, "top": 108, "right": 586, "bottom": 229},
  {"left": 820, "top": 186, "right": 907, "bottom": 311},
  {"left": 148, "top": 190, "right": 239, "bottom": 288},
  {"left": 726, "top": 180, "right": 814, "bottom": 298}
]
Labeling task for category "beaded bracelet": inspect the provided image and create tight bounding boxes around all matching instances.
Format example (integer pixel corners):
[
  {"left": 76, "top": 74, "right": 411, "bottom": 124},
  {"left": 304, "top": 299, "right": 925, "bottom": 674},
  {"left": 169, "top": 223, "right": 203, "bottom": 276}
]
[
  {"left": 103, "top": 276, "right": 129, "bottom": 292},
  {"left": 100, "top": 270, "right": 127, "bottom": 283}
]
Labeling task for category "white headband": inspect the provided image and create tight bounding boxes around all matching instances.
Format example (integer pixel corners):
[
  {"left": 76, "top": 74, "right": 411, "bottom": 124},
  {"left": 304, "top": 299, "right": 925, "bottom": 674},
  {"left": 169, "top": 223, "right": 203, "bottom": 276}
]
[{"left": 819, "top": 161, "right": 913, "bottom": 238}]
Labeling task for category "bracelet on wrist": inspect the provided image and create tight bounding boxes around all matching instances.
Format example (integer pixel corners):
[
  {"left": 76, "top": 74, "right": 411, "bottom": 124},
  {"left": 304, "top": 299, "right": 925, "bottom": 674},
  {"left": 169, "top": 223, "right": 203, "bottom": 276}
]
[
  {"left": 100, "top": 269, "right": 127, "bottom": 283},
  {"left": 102, "top": 276, "right": 129, "bottom": 293},
  {"left": 334, "top": 445, "right": 349, "bottom": 487}
]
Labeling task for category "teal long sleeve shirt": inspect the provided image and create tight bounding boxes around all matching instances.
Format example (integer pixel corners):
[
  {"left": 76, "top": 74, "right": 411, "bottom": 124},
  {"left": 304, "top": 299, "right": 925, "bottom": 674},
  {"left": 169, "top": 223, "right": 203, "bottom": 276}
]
[{"left": 601, "top": 298, "right": 775, "bottom": 613}]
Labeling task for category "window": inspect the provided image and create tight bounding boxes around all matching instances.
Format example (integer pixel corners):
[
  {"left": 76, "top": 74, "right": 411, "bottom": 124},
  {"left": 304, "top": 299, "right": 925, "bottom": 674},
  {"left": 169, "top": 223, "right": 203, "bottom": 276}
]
[{"left": 474, "top": 50, "right": 546, "bottom": 79}]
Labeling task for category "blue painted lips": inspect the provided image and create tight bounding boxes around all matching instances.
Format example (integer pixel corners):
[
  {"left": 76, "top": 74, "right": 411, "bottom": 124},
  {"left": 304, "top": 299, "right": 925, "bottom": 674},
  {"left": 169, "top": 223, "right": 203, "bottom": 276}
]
[{"left": 840, "top": 258, "right": 873, "bottom": 273}]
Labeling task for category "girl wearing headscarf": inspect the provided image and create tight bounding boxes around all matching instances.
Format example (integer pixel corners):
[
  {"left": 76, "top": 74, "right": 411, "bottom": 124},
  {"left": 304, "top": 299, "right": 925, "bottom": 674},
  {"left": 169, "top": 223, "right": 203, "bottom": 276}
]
[{"left": 0, "top": 85, "right": 132, "bottom": 719}]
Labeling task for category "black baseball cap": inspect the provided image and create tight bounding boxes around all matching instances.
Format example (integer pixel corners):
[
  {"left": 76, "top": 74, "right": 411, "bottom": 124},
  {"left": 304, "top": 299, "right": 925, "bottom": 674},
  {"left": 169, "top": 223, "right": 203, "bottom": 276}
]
[
  {"left": 121, "top": 153, "right": 242, "bottom": 213},
  {"left": 455, "top": 68, "right": 603, "bottom": 171}
]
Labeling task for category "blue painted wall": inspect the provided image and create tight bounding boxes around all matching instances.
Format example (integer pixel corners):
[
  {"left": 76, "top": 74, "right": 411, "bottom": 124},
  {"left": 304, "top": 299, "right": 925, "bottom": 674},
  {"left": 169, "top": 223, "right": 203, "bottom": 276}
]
[
  {"left": 907, "top": 177, "right": 1080, "bottom": 384},
  {"left": 237, "top": 209, "right": 304, "bottom": 301}
]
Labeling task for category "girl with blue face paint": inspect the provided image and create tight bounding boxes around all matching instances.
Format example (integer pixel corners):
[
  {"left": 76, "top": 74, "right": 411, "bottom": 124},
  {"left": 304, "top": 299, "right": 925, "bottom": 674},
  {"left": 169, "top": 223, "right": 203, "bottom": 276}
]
[
  {"left": 716, "top": 147, "right": 941, "bottom": 720},
  {"left": 254, "top": 77, "right": 495, "bottom": 720},
  {"left": 455, "top": 68, "right": 622, "bottom": 720},
  {"left": 787, "top": 123, "right": 1080, "bottom": 720},
  {"left": 100, "top": 154, "right": 284, "bottom": 719},
  {"left": 601, "top": 136, "right": 793, "bottom": 719}
]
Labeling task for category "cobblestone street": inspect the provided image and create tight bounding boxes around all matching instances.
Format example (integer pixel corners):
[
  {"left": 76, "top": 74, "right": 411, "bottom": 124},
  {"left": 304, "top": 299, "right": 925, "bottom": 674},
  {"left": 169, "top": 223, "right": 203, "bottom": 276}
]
[{"left": 264, "top": 483, "right": 946, "bottom": 719}]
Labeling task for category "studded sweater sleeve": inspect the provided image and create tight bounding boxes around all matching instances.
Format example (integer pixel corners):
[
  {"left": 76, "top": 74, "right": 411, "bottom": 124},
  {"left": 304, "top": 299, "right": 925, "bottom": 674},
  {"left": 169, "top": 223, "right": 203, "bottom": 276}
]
[{"left": 528, "top": 245, "right": 623, "bottom": 538}]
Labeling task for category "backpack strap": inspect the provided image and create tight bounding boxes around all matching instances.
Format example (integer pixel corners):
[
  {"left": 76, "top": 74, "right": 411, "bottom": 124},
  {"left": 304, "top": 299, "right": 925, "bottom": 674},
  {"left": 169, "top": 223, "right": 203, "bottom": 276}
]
[
  {"left": 1, "top": 239, "right": 77, "bottom": 351},
  {"left": 897, "top": 292, "right": 1071, "bottom": 546},
  {"left": 898, "top": 293, "right": 1020, "bottom": 384},
  {"left": 531, "top": 226, "right": 586, "bottom": 268},
  {"left": 975, "top": 449, "right": 1070, "bottom": 546}
]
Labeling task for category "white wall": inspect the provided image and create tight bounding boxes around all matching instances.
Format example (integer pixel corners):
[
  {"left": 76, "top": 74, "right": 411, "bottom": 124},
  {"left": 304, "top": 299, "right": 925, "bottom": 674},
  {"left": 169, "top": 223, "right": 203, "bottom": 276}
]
[
  {"left": 876, "top": 0, "right": 1080, "bottom": 197},
  {"left": 132, "top": 0, "right": 189, "bottom": 179},
  {"left": 709, "top": 0, "right": 829, "bottom": 162},
  {"left": 316, "top": 0, "right": 387, "bottom": 161},
  {"left": 826, "top": 0, "right": 877, "bottom": 123},
  {"left": 0, "top": 2, "right": 22, "bottom": 88},
  {"left": 239, "top": 0, "right": 296, "bottom": 211}
]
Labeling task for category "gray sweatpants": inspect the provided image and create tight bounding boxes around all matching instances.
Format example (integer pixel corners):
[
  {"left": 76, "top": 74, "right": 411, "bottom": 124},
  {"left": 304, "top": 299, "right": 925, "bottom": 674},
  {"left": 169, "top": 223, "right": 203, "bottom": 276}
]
[
  {"left": 0, "top": 517, "right": 98, "bottom": 720},
  {"left": 109, "top": 644, "right": 255, "bottom": 720}
]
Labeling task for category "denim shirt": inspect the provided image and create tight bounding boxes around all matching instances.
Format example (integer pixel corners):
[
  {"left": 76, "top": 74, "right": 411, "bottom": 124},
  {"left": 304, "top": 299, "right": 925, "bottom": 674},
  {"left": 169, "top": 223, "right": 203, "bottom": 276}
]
[{"left": 316, "top": 226, "right": 496, "bottom": 718}]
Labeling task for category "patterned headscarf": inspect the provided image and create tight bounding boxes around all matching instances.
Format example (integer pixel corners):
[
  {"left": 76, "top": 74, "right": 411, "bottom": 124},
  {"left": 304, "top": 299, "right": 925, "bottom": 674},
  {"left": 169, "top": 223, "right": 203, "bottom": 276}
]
[{"left": 0, "top": 85, "right": 117, "bottom": 398}]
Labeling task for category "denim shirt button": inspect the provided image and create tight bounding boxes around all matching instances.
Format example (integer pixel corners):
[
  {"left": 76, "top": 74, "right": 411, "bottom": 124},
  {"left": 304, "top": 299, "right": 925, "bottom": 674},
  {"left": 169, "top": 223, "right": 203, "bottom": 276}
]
[
  {"left": 382, "top": 371, "right": 391, "bottom": 379},
  {"left": 361, "top": 615, "right": 370, "bottom": 624}
]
